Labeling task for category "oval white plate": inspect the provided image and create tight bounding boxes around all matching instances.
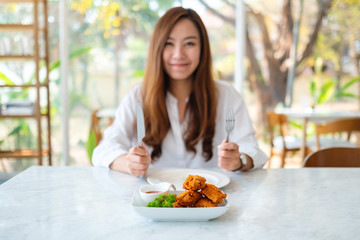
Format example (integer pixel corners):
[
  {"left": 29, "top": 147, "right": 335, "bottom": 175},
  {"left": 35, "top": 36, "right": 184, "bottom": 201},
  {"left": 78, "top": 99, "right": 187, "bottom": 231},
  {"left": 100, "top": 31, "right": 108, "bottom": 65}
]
[
  {"left": 147, "top": 169, "right": 230, "bottom": 189},
  {"left": 131, "top": 190, "right": 229, "bottom": 221}
]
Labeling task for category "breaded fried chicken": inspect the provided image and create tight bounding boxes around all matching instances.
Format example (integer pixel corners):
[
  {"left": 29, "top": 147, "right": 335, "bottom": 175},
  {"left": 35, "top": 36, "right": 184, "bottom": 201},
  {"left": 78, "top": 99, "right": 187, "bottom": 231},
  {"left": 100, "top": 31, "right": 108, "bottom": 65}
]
[
  {"left": 194, "top": 197, "right": 217, "bottom": 208},
  {"left": 200, "top": 184, "right": 227, "bottom": 205},
  {"left": 176, "top": 190, "right": 202, "bottom": 207},
  {"left": 172, "top": 201, "right": 185, "bottom": 208},
  {"left": 183, "top": 175, "right": 206, "bottom": 191}
]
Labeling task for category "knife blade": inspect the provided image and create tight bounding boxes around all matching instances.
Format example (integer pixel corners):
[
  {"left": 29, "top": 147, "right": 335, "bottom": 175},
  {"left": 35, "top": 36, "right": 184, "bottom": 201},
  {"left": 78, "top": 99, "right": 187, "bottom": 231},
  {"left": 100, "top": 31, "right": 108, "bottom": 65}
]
[{"left": 136, "top": 103, "right": 145, "bottom": 147}]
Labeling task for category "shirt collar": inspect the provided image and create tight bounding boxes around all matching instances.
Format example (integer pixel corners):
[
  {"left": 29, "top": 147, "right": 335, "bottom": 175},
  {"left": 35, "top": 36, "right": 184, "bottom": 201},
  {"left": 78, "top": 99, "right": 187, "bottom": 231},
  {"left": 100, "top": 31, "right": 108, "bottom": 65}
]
[{"left": 166, "top": 91, "right": 190, "bottom": 104}]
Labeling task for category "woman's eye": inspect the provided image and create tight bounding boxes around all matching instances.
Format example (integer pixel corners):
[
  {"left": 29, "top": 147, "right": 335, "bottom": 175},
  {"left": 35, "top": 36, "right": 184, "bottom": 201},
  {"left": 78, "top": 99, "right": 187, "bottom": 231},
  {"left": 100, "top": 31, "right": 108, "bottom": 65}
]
[
  {"left": 165, "top": 42, "right": 173, "bottom": 46},
  {"left": 185, "top": 42, "right": 195, "bottom": 46}
]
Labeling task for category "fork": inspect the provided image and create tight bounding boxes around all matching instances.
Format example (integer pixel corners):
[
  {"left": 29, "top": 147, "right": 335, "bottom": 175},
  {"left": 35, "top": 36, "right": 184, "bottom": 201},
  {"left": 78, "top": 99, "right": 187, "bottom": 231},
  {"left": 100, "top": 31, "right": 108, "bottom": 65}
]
[{"left": 225, "top": 108, "right": 235, "bottom": 142}]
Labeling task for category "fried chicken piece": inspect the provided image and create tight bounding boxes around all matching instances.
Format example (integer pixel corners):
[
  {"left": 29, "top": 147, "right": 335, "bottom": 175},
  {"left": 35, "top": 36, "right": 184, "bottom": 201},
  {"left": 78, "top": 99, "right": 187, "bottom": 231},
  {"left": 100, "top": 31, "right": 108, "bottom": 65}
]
[
  {"left": 200, "top": 184, "right": 227, "bottom": 205},
  {"left": 176, "top": 190, "right": 202, "bottom": 207},
  {"left": 194, "top": 197, "right": 217, "bottom": 208},
  {"left": 172, "top": 201, "right": 185, "bottom": 208},
  {"left": 182, "top": 175, "right": 206, "bottom": 191}
]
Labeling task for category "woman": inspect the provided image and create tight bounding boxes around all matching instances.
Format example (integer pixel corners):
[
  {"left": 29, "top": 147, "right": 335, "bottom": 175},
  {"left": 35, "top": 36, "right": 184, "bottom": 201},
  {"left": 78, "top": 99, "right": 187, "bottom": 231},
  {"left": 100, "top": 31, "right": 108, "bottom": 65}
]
[{"left": 92, "top": 7, "right": 268, "bottom": 177}]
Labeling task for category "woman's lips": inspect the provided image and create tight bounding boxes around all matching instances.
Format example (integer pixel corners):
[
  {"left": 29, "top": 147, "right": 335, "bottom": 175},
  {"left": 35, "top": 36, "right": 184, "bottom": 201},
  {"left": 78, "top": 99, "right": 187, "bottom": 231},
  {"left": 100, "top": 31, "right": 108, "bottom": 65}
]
[{"left": 170, "top": 63, "right": 188, "bottom": 68}]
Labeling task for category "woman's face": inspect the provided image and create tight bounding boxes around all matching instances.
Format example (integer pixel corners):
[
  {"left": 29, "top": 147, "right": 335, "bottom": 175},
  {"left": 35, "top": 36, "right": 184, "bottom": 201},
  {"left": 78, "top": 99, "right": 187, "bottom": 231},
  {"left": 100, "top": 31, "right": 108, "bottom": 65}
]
[{"left": 162, "top": 18, "right": 201, "bottom": 83}]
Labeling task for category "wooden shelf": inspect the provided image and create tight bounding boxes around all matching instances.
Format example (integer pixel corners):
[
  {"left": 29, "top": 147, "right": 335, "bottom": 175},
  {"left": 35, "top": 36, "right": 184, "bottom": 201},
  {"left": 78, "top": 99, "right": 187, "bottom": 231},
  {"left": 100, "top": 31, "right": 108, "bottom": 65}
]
[
  {"left": 0, "top": 114, "right": 35, "bottom": 119},
  {"left": 0, "top": 113, "right": 49, "bottom": 119},
  {"left": 0, "top": 55, "right": 34, "bottom": 61},
  {"left": 0, "top": 24, "right": 45, "bottom": 32},
  {"left": 0, "top": 24, "right": 33, "bottom": 31},
  {"left": 0, "top": 149, "right": 49, "bottom": 158},
  {"left": 0, "top": 0, "right": 44, "bottom": 3},
  {"left": 0, "top": 55, "right": 48, "bottom": 61},
  {"left": 0, "top": 83, "right": 48, "bottom": 88},
  {"left": 0, "top": 0, "right": 51, "bottom": 166}
]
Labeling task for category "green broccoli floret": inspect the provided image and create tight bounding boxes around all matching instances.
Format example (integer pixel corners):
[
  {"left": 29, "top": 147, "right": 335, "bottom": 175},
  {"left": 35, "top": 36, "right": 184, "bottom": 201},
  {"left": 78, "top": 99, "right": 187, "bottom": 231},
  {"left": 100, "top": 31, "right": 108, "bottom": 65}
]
[
  {"left": 158, "top": 194, "right": 166, "bottom": 201},
  {"left": 147, "top": 197, "right": 163, "bottom": 207},
  {"left": 161, "top": 194, "right": 176, "bottom": 208},
  {"left": 147, "top": 200, "right": 160, "bottom": 207},
  {"left": 147, "top": 201, "right": 157, "bottom": 207},
  {"left": 166, "top": 194, "right": 176, "bottom": 203},
  {"left": 162, "top": 200, "right": 174, "bottom": 208},
  {"left": 147, "top": 194, "right": 176, "bottom": 208}
]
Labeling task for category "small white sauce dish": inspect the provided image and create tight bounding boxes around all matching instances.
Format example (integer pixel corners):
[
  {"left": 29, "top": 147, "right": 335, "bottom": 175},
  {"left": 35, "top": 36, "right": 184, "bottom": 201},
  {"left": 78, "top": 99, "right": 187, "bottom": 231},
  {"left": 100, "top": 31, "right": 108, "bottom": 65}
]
[{"left": 139, "top": 182, "right": 176, "bottom": 203}]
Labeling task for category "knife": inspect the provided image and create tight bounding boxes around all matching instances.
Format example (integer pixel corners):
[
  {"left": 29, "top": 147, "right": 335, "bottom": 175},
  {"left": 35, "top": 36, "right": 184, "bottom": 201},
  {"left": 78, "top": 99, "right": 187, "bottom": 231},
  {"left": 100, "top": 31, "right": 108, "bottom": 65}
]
[{"left": 136, "top": 103, "right": 145, "bottom": 147}]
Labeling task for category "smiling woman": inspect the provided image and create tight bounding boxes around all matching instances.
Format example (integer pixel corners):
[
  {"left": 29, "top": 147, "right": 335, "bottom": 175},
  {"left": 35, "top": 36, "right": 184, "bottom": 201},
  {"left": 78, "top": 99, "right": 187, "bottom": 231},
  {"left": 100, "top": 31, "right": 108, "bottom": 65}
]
[
  {"left": 162, "top": 18, "right": 201, "bottom": 84},
  {"left": 92, "top": 7, "right": 268, "bottom": 176}
]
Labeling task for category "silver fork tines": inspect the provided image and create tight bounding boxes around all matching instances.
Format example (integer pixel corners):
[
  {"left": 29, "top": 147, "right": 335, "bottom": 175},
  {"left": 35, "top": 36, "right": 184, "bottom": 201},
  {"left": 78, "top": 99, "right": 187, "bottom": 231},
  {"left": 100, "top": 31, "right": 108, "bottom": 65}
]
[{"left": 225, "top": 109, "right": 235, "bottom": 142}]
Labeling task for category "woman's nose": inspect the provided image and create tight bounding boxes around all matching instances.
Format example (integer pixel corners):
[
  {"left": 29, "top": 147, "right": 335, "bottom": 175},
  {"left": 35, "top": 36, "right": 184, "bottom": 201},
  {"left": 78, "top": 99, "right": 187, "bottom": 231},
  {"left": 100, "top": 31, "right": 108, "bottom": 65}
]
[{"left": 173, "top": 45, "right": 184, "bottom": 58}]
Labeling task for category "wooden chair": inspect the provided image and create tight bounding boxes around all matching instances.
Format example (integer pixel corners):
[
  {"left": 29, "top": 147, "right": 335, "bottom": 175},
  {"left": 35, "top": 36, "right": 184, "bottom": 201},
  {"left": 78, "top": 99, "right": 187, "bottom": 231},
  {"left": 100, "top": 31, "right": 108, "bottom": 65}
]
[
  {"left": 266, "top": 111, "right": 305, "bottom": 168},
  {"left": 303, "top": 147, "right": 360, "bottom": 167},
  {"left": 90, "top": 110, "right": 103, "bottom": 145},
  {"left": 90, "top": 109, "right": 115, "bottom": 145},
  {"left": 313, "top": 118, "right": 360, "bottom": 151},
  {"left": 87, "top": 109, "right": 115, "bottom": 162}
]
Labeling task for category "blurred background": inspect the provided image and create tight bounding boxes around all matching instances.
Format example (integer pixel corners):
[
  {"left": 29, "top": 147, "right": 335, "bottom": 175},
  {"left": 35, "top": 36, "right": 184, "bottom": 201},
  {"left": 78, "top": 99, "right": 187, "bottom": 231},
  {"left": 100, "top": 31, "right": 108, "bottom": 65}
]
[{"left": 0, "top": 0, "right": 359, "bottom": 174}]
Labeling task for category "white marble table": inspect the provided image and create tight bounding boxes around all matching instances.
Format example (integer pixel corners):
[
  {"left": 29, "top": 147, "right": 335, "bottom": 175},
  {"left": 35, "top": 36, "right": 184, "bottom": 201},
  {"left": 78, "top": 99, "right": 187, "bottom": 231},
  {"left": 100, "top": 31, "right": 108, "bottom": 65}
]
[{"left": 1, "top": 166, "right": 359, "bottom": 240}]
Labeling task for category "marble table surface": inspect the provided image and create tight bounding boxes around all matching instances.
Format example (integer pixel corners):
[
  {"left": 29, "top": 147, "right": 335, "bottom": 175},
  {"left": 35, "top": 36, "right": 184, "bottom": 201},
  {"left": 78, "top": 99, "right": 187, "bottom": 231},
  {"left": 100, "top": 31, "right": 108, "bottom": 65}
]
[
  {"left": 1, "top": 166, "right": 359, "bottom": 240},
  {"left": 275, "top": 108, "right": 360, "bottom": 123}
]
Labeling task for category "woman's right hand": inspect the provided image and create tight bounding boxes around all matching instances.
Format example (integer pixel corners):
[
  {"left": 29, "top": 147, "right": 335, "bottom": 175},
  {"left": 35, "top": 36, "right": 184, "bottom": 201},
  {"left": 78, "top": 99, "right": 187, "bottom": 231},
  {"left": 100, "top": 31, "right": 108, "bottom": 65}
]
[{"left": 110, "top": 142, "right": 151, "bottom": 177}]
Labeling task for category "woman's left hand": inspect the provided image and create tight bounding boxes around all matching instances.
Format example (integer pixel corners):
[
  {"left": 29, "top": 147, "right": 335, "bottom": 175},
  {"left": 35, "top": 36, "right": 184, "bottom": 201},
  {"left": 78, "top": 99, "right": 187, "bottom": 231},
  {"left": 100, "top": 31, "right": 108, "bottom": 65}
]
[{"left": 217, "top": 140, "right": 242, "bottom": 171}]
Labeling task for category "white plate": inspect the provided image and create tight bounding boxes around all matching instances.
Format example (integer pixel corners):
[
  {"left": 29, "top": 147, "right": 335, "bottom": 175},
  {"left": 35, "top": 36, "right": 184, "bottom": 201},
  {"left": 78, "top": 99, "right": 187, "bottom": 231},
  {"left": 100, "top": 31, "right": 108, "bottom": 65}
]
[
  {"left": 131, "top": 190, "right": 229, "bottom": 221},
  {"left": 147, "top": 169, "right": 230, "bottom": 189}
]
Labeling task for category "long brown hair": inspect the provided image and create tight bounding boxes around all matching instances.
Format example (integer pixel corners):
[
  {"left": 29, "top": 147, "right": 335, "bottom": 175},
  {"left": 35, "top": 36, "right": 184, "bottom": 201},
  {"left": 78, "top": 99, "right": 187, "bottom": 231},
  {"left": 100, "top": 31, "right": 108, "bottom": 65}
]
[{"left": 142, "top": 7, "right": 217, "bottom": 161}]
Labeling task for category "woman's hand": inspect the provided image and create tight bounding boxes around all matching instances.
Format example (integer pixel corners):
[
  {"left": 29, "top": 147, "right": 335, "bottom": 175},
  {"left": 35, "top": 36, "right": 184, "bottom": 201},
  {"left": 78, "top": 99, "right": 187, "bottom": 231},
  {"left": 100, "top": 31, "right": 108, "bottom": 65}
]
[
  {"left": 217, "top": 140, "right": 241, "bottom": 171},
  {"left": 125, "top": 142, "right": 151, "bottom": 177},
  {"left": 217, "top": 140, "right": 254, "bottom": 171},
  {"left": 110, "top": 142, "right": 151, "bottom": 177}
]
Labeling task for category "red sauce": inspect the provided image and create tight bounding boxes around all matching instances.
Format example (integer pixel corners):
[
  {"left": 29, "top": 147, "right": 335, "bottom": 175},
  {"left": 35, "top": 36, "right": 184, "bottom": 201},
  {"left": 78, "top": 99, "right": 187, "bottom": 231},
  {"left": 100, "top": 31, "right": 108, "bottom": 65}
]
[{"left": 146, "top": 191, "right": 161, "bottom": 194}]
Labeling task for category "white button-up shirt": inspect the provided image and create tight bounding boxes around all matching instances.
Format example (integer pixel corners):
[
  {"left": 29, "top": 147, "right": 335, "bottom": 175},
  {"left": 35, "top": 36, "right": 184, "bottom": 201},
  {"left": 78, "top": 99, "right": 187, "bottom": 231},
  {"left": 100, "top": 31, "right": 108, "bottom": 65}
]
[{"left": 92, "top": 80, "right": 268, "bottom": 169}]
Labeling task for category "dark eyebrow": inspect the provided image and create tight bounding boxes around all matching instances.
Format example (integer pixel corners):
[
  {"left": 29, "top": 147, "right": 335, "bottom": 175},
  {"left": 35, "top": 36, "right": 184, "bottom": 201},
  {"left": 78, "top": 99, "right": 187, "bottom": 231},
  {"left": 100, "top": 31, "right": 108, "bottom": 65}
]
[
  {"left": 167, "top": 36, "right": 198, "bottom": 40},
  {"left": 184, "top": 36, "right": 197, "bottom": 40}
]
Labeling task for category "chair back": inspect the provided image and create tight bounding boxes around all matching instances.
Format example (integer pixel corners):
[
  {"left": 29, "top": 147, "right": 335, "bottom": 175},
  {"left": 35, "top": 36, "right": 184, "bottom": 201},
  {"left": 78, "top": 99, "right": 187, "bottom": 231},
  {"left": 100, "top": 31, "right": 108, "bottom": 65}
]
[
  {"left": 91, "top": 110, "right": 102, "bottom": 145},
  {"left": 266, "top": 112, "right": 288, "bottom": 147},
  {"left": 303, "top": 147, "right": 360, "bottom": 167},
  {"left": 90, "top": 109, "right": 115, "bottom": 145},
  {"left": 266, "top": 111, "right": 305, "bottom": 168},
  {"left": 315, "top": 118, "right": 360, "bottom": 150}
]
